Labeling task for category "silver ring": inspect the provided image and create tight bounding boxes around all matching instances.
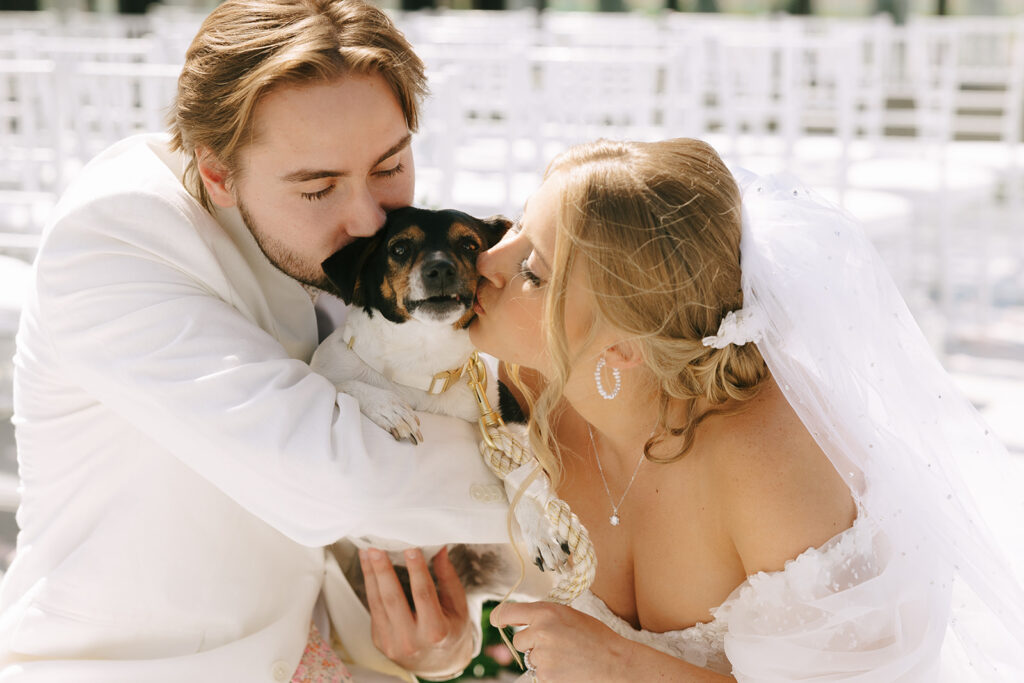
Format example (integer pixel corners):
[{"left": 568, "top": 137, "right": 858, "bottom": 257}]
[{"left": 523, "top": 648, "right": 535, "bottom": 673}]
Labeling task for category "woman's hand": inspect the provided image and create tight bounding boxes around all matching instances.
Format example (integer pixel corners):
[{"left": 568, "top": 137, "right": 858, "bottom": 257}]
[
  {"left": 359, "top": 546, "right": 475, "bottom": 680},
  {"left": 490, "top": 601, "right": 637, "bottom": 683}
]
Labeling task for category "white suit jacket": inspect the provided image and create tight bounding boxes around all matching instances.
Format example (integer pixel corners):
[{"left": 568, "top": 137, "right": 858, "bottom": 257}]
[{"left": 0, "top": 134, "right": 520, "bottom": 682}]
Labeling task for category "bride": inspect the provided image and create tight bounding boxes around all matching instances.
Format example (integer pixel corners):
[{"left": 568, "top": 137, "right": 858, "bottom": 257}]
[{"left": 460, "top": 138, "right": 1024, "bottom": 681}]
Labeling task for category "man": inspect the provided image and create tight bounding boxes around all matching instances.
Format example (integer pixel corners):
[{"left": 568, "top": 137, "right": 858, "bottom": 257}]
[{"left": 0, "top": 1, "right": 516, "bottom": 680}]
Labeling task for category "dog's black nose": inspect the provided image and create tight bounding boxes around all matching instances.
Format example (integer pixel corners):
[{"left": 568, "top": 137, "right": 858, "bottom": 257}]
[{"left": 422, "top": 257, "right": 457, "bottom": 290}]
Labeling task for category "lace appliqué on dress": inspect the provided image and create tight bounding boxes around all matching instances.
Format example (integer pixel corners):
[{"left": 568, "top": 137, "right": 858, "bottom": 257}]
[
  {"left": 572, "top": 590, "right": 731, "bottom": 675},
  {"left": 571, "top": 513, "right": 876, "bottom": 678}
]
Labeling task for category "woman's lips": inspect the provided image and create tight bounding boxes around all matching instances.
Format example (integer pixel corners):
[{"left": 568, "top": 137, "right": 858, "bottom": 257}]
[{"left": 472, "top": 286, "right": 487, "bottom": 315}]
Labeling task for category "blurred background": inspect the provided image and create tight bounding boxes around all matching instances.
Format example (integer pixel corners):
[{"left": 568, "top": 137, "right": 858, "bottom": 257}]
[{"left": 1, "top": 1, "right": 1022, "bottom": 677}]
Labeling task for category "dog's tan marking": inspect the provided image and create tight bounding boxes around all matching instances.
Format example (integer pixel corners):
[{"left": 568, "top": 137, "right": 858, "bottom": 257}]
[
  {"left": 448, "top": 222, "right": 484, "bottom": 280},
  {"left": 447, "top": 222, "right": 483, "bottom": 252},
  {"left": 384, "top": 224, "right": 426, "bottom": 317},
  {"left": 453, "top": 307, "right": 476, "bottom": 330},
  {"left": 389, "top": 225, "right": 425, "bottom": 246}
]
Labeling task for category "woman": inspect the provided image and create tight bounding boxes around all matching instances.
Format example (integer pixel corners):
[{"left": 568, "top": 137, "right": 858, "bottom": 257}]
[{"left": 462, "top": 138, "right": 1024, "bottom": 680}]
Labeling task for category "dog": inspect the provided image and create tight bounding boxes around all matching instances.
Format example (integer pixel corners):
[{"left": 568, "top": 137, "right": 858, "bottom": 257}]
[
  {"left": 310, "top": 206, "right": 567, "bottom": 609},
  {"left": 311, "top": 206, "right": 513, "bottom": 443}
]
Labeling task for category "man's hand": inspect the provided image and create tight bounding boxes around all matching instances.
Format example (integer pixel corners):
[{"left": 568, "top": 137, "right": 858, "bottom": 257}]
[{"left": 359, "top": 546, "right": 475, "bottom": 680}]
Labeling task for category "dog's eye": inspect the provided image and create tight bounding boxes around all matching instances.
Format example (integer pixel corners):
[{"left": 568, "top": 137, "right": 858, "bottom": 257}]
[
  {"left": 388, "top": 241, "right": 411, "bottom": 258},
  {"left": 459, "top": 237, "right": 480, "bottom": 253}
]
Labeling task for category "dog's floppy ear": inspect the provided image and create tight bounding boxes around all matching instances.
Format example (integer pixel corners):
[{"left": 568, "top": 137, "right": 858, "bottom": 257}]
[
  {"left": 321, "top": 234, "right": 382, "bottom": 306},
  {"left": 479, "top": 215, "right": 513, "bottom": 248}
]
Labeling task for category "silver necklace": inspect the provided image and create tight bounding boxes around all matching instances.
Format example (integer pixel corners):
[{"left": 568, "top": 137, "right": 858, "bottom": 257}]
[{"left": 586, "top": 423, "right": 650, "bottom": 527}]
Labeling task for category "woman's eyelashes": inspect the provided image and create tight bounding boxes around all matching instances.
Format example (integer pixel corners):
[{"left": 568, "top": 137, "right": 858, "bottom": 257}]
[{"left": 519, "top": 258, "right": 544, "bottom": 287}]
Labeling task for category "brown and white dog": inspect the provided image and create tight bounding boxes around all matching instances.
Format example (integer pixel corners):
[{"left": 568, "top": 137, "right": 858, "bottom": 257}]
[
  {"left": 310, "top": 207, "right": 567, "bottom": 607},
  {"left": 310, "top": 206, "right": 515, "bottom": 444}
]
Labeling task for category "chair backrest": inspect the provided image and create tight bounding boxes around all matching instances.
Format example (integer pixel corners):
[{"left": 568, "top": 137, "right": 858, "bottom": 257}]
[
  {"left": 0, "top": 58, "right": 61, "bottom": 196},
  {"left": 59, "top": 61, "right": 180, "bottom": 183}
]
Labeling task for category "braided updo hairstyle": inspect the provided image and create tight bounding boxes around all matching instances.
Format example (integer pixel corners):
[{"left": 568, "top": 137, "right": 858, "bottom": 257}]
[{"left": 526, "top": 138, "right": 769, "bottom": 485}]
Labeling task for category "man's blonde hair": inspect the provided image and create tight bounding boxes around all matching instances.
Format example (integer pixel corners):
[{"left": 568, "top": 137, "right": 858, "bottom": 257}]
[
  {"left": 523, "top": 138, "right": 769, "bottom": 486},
  {"left": 168, "top": 0, "right": 426, "bottom": 211}
]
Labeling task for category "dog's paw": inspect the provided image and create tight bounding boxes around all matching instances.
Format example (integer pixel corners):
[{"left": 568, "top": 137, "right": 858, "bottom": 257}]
[
  {"left": 515, "top": 492, "right": 572, "bottom": 573},
  {"left": 342, "top": 382, "right": 424, "bottom": 444},
  {"left": 504, "top": 463, "right": 572, "bottom": 573}
]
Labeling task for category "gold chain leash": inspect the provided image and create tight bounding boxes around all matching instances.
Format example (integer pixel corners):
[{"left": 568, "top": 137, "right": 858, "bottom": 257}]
[{"left": 464, "top": 352, "right": 597, "bottom": 604}]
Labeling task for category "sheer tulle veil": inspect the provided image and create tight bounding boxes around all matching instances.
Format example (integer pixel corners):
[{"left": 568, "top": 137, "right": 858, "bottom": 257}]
[{"left": 734, "top": 168, "right": 1024, "bottom": 679}]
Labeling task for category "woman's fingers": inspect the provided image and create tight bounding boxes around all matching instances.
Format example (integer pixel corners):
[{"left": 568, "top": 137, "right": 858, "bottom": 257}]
[
  {"left": 510, "top": 626, "right": 535, "bottom": 654},
  {"left": 490, "top": 601, "right": 540, "bottom": 628},
  {"left": 432, "top": 546, "right": 468, "bottom": 620}
]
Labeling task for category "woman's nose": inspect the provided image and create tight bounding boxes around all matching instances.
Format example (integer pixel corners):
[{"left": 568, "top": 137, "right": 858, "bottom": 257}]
[{"left": 476, "top": 241, "right": 509, "bottom": 288}]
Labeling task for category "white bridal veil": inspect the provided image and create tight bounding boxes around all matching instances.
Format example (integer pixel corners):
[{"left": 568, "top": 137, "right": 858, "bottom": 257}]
[{"left": 735, "top": 169, "right": 1024, "bottom": 680}]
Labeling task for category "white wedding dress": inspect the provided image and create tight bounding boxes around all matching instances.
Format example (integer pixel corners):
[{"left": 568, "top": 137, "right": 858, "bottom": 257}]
[{"left": 571, "top": 510, "right": 957, "bottom": 681}]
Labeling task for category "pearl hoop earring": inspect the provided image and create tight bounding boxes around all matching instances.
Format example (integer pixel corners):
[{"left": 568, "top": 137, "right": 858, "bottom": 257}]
[{"left": 594, "top": 356, "right": 621, "bottom": 400}]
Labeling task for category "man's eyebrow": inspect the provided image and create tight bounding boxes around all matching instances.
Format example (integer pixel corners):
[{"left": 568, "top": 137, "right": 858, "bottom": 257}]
[
  {"left": 280, "top": 133, "right": 413, "bottom": 183},
  {"left": 281, "top": 168, "right": 345, "bottom": 183},
  {"left": 373, "top": 133, "right": 412, "bottom": 167}
]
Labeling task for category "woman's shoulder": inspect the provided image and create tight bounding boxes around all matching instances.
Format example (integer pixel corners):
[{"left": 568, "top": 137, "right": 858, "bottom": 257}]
[{"left": 705, "top": 379, "right": 857, "bottom": 576}]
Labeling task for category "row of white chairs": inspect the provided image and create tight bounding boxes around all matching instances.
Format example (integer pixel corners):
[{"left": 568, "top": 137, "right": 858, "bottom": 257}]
[{"left": 2, "top": 10, "right": 1022, "bottom": 345}]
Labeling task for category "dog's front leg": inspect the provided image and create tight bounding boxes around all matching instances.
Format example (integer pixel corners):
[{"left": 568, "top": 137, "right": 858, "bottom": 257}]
[{"left": 311, "top": 329, "right": 423, "bottom": 444}]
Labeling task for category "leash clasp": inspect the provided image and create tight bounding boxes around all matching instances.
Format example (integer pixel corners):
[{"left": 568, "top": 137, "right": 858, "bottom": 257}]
[{"left": 427, "top": 366, "right": 465, "bottom": 395}]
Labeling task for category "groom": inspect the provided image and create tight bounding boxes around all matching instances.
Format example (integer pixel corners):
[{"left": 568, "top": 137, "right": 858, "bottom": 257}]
[{"left": 0, "top": 1, "right": 513, "bottom": 680}]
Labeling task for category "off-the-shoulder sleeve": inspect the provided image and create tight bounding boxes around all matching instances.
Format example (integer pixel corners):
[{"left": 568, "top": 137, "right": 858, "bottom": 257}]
[{"left": 716, "top": 513, "right": 950, "bottom": 682}]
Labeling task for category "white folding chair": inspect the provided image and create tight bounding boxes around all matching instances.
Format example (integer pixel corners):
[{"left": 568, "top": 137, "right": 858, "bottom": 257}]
[
  {"left": 529, "top": 45, "right": 667, "bottom": 159},
  {"left": 414, "top": 42, "right": 534, "bottom": 216},
  {"left": 0, "top": 58, "right": 60, "bottom": 253},
  {"left": 58, "top": 61, "right": 181, "bottom": 185},
  {"left": 843, "top": 19, "right": 1004, "bottom": 348}
]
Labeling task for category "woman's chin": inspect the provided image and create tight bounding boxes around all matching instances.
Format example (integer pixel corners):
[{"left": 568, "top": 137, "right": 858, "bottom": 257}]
[{"left": 467, "top": 318, "right": 485, "bottom": 347}]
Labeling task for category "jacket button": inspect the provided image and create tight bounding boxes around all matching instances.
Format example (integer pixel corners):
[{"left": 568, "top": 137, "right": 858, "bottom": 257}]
[
  {"left": 271, "top": 660, "right": 293, "bottom": 682},
  {"left": 470, "top": 483, "right": 504, "bottom": 503}
]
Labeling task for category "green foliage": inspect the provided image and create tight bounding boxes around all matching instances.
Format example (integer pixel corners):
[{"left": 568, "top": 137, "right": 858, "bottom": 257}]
[{"left": 453, "top": 603, "right": 521, "bottom": 681}]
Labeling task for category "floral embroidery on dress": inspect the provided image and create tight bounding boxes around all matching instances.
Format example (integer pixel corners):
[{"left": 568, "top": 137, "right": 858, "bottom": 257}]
[{"left": 291, "top": 622, "right": 355, "bottom": 683}]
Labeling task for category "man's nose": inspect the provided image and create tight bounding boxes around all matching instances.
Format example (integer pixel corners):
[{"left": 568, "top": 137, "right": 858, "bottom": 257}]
[{"left": 345, "top": 185, "right": 387, "bottom": 238}]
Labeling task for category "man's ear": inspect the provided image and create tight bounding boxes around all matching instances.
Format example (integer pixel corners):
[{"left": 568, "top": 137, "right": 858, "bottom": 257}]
[
  {"left": 196, "top": 147, "right": 236, "bottom": 208},
  {"left": 321, "top": 235, "right": 382, "bottom": 306},
  {"left": 479, "top": 214, "right": 513, "bottom": 248}
]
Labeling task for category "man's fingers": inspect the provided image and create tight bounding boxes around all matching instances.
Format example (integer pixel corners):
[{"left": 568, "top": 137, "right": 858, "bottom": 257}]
[
  {"left": 404, "top": 548, "right": 445, "bottom": 634},
  {"left": 432, "top": 546, "right": 468, "bottom": 620},
  {"left": 359, "top": 549, "right": 390, "bottom": 632},
  {"left": 365, "top": 548, "right": 414, "bottom": 625}
]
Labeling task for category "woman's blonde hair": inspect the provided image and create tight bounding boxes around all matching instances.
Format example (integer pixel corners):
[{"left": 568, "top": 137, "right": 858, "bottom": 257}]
[
  {"left": 168, "top": 0, "right": 426, "bottom": 211},
  {"left": 525, "top": 138, "right": 768, "bottom": 485}
]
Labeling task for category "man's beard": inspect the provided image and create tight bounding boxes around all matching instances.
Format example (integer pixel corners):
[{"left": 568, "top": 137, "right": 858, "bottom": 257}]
[{"left": 236, "top": 200, "right": 340, "bottom": 297}]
